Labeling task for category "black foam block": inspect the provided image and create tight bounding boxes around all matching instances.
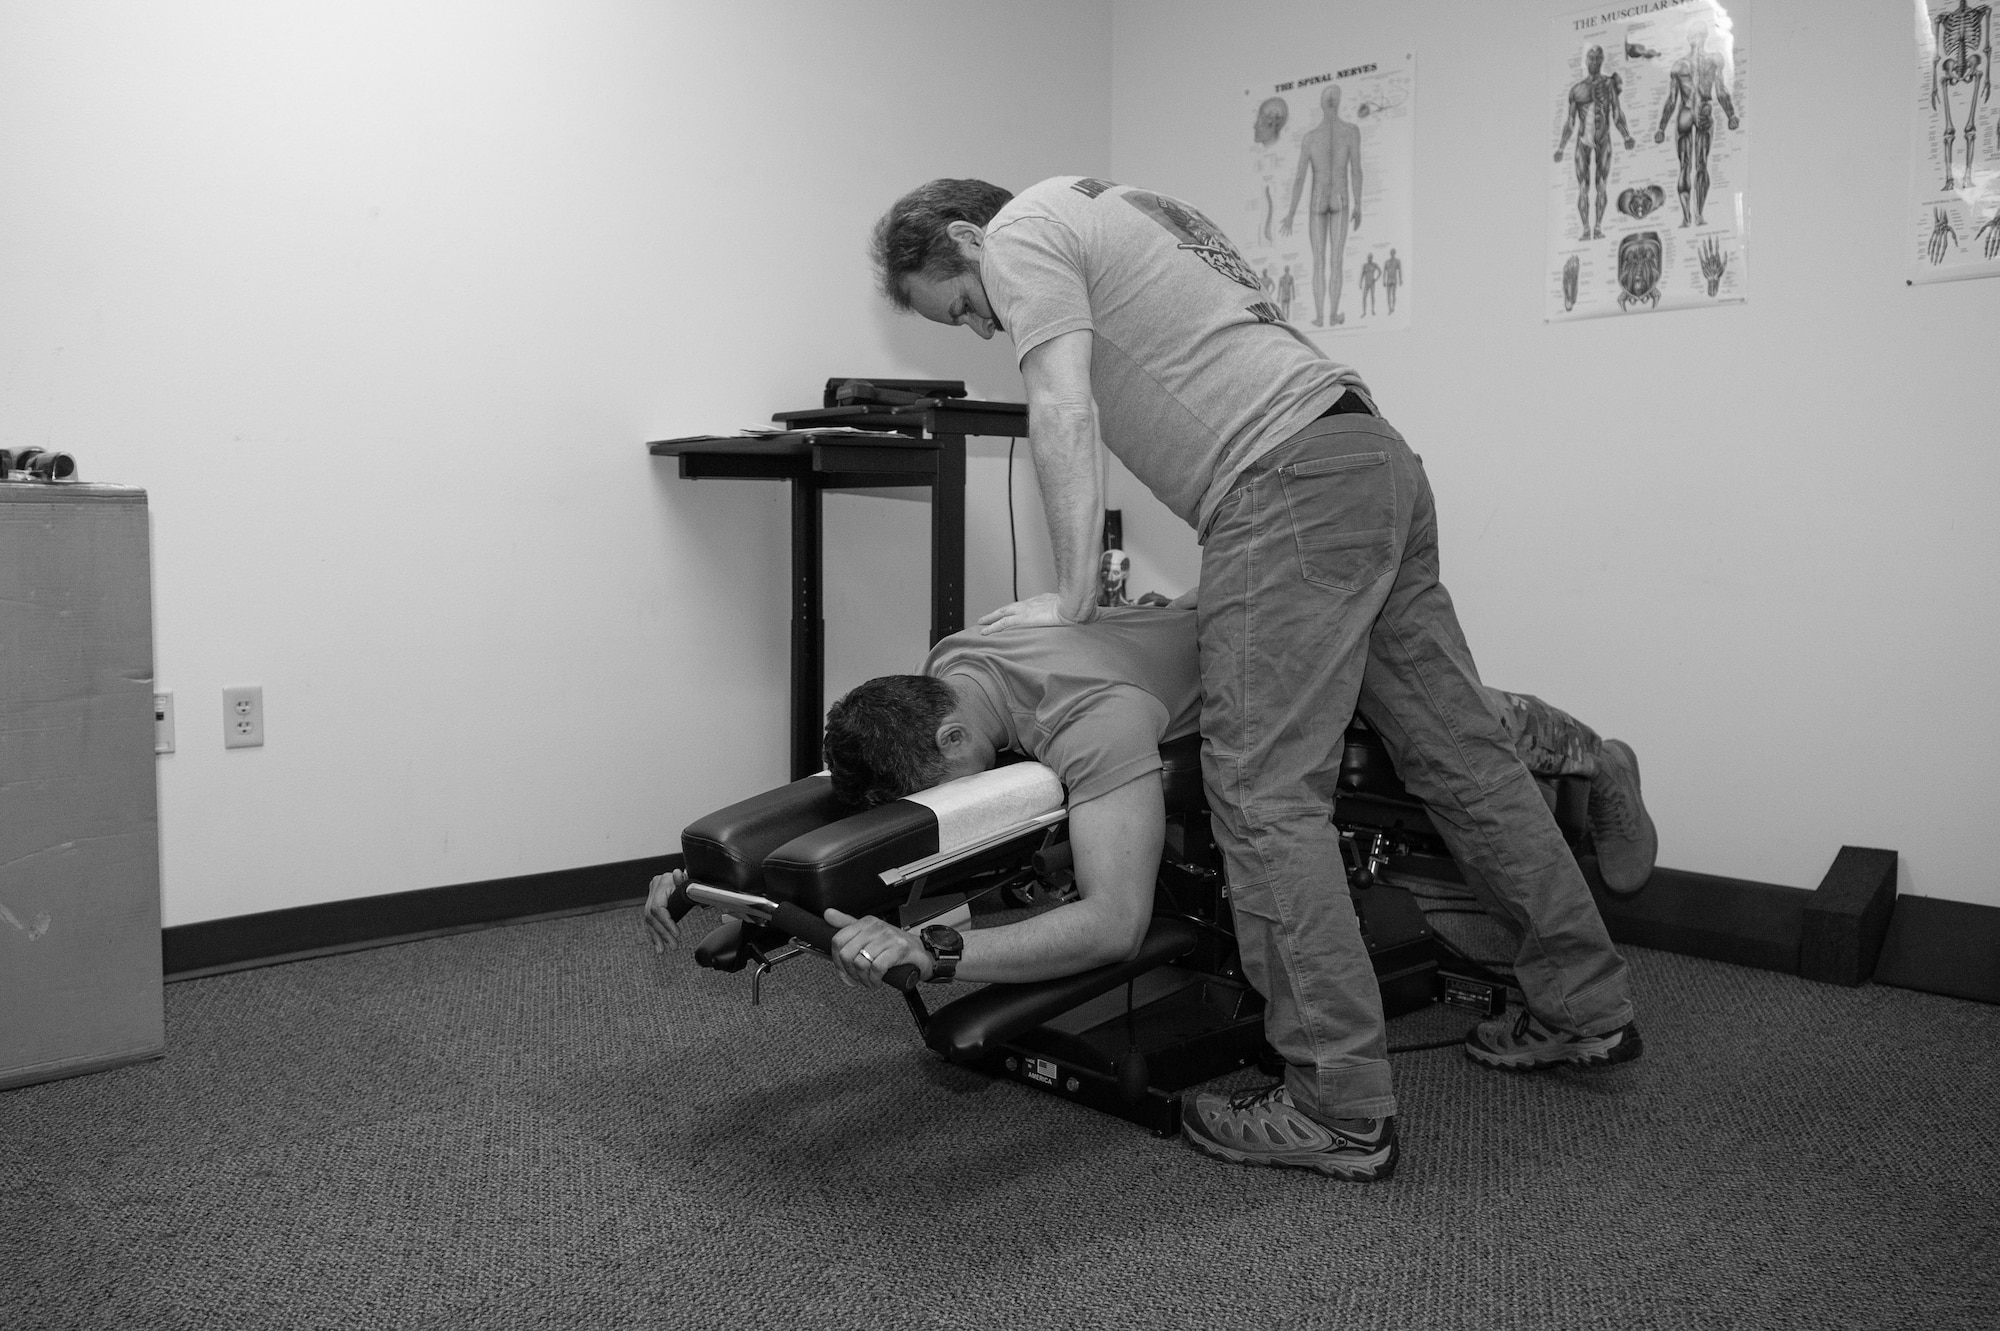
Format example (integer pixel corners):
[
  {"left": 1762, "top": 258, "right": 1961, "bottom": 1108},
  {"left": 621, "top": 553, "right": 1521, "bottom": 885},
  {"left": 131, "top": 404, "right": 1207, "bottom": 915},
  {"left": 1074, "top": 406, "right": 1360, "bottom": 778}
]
[{"left": 1799, "top": 846, "right": 1898, "bottom": 987}]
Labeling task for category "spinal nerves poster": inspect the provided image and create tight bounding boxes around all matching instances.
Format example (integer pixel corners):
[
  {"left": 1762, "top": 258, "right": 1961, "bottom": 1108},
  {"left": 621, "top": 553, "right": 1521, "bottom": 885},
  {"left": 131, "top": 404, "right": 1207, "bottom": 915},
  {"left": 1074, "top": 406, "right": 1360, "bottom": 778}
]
[
  {"left": 1242, "top": 53, "right": 1415, "bottom": 335},
  {"left": 1911, "top": 0, "right": 2000, "bottom": 283},
  {"left": 1547, "top": 0, "right": 1750, "bottom": 321}
]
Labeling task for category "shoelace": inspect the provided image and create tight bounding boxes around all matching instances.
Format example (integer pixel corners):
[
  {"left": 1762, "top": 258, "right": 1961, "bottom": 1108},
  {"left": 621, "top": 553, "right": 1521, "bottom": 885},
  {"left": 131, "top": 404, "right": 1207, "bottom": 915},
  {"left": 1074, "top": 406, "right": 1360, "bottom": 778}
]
[
  {"left": 1221, "top": 1085, "right": 1386, "bottom": 1146},
  {"left": 1225, "top": 1084, "right": 1289, "bottom": 1113},
  {"left": 1590, "top": 782, "right": 1639, "bottom": 841}
]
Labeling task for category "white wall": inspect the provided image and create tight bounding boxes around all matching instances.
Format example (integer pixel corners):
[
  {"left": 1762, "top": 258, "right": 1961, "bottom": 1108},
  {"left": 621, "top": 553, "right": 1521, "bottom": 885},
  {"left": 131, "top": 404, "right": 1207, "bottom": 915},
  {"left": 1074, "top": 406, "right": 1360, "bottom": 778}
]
[
  {"left": 0, "top": 0, "right": 1109, "bottom": 926},
  {"left": 9, "top": 0, "right": 1992, "bottom": 926},
  {"left": 1109, "top": 0, "right": 2000, "bottom": 906}
]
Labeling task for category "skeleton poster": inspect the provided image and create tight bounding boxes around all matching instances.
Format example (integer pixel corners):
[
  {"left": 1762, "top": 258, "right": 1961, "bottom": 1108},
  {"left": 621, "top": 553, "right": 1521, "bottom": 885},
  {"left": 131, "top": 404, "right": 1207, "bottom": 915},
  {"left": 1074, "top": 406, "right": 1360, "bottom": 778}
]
[
  {"left": 1546, "top": 0, "right": 1750, "bottom": 321},
  {"left": 1241, "top": 53, "right": 1415, "bottom": 335},
  {"left": 1910, "top": 0, "right": 2000, "bottom": 283}
]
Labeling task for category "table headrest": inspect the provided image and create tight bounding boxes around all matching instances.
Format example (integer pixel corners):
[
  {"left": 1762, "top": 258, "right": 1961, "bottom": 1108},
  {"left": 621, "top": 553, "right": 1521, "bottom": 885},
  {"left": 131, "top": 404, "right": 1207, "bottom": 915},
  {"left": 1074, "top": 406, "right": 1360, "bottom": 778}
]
[{"left": 680, "top": 773, "right": 853, "bottom": 897}]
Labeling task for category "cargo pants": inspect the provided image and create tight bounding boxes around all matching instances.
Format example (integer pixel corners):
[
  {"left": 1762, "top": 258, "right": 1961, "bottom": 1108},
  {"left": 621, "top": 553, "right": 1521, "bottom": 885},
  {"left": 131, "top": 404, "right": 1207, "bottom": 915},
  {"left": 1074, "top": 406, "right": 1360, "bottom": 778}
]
[{"left": 1197, "top": 411, "right": 1634, "bottom": 1121}]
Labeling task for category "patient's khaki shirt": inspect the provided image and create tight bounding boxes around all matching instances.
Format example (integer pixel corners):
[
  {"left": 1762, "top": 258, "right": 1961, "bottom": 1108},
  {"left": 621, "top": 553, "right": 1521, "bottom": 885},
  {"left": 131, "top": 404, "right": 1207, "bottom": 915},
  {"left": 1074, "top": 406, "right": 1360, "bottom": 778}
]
[{"left": 922, "top": 605, "right": 1202, "bottom": 805}]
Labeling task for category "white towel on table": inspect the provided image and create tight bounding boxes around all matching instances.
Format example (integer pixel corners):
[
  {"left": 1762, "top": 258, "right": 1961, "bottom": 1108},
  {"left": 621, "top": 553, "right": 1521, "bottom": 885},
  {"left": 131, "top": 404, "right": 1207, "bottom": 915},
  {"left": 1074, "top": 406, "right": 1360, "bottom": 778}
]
[{"left": 904, "top": 763, "right": 1064, "bottom": 854}]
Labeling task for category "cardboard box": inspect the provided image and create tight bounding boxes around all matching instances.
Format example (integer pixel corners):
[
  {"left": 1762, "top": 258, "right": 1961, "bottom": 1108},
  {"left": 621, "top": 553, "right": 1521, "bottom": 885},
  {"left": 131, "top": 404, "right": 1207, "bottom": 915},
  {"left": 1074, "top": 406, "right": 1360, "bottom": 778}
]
[{"left": 1, "top": 483, "right": 164, "bottom": 1090}]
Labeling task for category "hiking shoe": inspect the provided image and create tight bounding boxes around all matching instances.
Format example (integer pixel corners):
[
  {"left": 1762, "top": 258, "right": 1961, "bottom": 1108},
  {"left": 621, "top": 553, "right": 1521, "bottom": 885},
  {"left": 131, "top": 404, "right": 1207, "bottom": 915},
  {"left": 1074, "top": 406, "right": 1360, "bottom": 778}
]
[
  {"left": 1465, "top": 1009, "right": 1644, "bottom": 1071},
  {"left": 1180, "top": 1084, "right": 1398, "bottom": 1181},
  {"left": 1589, "top": 738, "right": 1658, "bottom": 896}
]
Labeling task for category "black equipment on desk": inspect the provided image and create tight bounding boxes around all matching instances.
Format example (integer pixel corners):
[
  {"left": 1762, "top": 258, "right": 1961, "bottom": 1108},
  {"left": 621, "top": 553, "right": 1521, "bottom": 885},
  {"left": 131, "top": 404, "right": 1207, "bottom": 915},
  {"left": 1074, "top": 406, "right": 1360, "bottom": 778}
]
[
  {"left": 827, "top": 377, "right": 969, "bottom": 408},
  {"left": 2, "top": 448, "right": 79, "bottom": 481}
]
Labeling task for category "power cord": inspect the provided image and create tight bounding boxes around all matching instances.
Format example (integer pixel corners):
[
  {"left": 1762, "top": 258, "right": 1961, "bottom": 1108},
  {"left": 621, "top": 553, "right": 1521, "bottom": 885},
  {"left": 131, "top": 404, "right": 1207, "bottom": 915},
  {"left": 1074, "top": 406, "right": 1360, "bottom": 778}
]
[
  {"left": 1388, "top": 1032, "right": 1482, "bottom": 1054},
  {"left": 1007, "top": 439, "right": 1019, "bottom": 601}
]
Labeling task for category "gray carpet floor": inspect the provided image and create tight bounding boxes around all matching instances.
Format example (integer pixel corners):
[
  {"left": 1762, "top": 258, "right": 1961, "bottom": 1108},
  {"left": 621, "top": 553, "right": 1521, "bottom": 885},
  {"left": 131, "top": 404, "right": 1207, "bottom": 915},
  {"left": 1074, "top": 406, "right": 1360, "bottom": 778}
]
[{"left": 2, "top": 905, "right": 1996, "bottom": 1330}]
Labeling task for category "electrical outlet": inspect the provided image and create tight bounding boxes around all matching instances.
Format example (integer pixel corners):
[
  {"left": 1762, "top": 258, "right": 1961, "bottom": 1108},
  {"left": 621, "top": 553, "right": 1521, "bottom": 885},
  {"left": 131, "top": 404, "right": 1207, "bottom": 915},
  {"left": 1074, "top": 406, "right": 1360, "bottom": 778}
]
[
  {"left": 223, "top": 685, "right": 264, "bottom": 749},
  {"left": 154, "top": 691, "right": 175, "bottom": 754}
]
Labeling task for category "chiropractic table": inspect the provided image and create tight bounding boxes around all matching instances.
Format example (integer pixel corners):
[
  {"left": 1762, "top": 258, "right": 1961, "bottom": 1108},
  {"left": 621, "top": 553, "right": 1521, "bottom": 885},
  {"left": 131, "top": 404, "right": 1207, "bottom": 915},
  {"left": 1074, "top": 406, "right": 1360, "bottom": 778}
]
[{"left": 664, "top": 727, "right": 1589, "bottom": 1136}]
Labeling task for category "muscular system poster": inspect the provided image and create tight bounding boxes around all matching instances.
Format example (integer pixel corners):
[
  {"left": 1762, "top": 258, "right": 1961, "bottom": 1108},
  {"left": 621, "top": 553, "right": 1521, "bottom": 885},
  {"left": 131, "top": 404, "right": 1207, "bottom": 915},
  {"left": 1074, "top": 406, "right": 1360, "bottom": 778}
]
[
  {"left": 1910, "top": 0, "right": 2000, "bottom": 283},
  {"left": 1241, "top": 53, "right": 1414, "bottom": 335},
  {"left": 1547, "top": 0, "right": 1750, "bottom": 321}
]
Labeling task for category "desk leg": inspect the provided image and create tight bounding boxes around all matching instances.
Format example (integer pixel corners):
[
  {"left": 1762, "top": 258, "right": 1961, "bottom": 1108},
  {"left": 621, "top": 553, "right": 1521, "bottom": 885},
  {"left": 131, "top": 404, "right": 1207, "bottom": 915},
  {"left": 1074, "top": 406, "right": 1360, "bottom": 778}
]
[
  {"left": 930, "top": 432, "right": 966, "bottom": 645},
  {"left": 790, "top": 475, "right": 824, "bottom": 780}
]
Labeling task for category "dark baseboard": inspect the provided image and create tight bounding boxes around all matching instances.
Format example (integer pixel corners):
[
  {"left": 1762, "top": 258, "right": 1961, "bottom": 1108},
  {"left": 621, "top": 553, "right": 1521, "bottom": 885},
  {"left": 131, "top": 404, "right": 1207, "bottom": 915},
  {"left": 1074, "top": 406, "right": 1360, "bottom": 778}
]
[
  {"left": 1873, "top": 894, "right": 2000, "bottom": 1006},
  {"left": 1581, "top": 846, "right": 1901, "bottom": 985},
  {"left": 163, "top": 854, "right": 681, "bottom": 981},
  {"left": 1411, "top": 843, "right": 1993, "bottom": 1004},
  {"left": 1588, "top": 863, "right": 1809, "bottom": 976},
  {"left": 159, "top": 841, "right": 1997, "bottom": 1009},
  {"left": 1388, "top": 851, "right": 1812, "bottom": 976},
  {"left": 1588, "top": 846, "right": 1995, "bottom": 1007}
]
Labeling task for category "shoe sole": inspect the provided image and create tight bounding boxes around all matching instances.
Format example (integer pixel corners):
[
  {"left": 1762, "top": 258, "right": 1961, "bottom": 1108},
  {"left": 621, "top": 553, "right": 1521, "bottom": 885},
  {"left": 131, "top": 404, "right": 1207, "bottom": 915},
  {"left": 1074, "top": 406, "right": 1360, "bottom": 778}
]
[
  {"left": 1181, "top": 1131, "right": 1398, "bottom": 1181},
  {"left": 1465, "top": 1026, "right": 1645, "bottom": 1072}
]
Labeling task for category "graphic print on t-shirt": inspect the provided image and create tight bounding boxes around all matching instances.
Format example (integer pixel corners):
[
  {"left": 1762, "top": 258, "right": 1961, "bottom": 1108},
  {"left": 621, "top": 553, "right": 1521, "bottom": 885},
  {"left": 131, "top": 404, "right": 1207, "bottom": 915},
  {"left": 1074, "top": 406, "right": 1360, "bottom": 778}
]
[{"left": 1123, "top": 190, "right": 1261, "bottom": 291}]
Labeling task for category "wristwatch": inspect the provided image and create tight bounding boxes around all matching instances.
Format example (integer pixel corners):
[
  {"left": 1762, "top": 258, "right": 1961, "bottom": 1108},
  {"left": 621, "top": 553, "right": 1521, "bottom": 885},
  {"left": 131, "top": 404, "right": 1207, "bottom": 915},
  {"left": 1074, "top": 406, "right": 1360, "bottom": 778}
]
[{"left": 918, "top": 923, "right": 963, "bottom": 984}]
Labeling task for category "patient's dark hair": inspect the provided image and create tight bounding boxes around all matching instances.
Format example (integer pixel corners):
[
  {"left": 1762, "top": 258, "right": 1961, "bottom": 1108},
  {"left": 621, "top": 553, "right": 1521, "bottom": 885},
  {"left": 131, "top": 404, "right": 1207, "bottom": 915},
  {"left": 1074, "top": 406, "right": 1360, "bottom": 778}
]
[
  {"left": 870, "top": 178, "right": 1014, "bottom": 309},
  {"left": 823, "top": 674, "right": 958, "bottom": 807}
]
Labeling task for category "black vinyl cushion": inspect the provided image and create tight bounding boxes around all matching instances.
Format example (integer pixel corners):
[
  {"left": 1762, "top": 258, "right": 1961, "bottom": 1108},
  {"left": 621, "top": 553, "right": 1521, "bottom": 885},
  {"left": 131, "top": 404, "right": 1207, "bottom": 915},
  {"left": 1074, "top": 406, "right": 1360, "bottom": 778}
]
[
  {"left": 679, "top": 771, "right": 1048, "bottom": 919},
  {"left": 680, "top": 774, "right": 857, "bottom": 897},
  {"left": 1158, "top": 733, "right": 1205, "bottom": 814},
  {"left": 692, "top": 919, "right": 748, "bottom": 972},
  {"left": 762, "top": 800, "right": 940, "bottom": 917},
  {"left": 1164, "top": 724, "right": 1425, "bottom": 810},
  {"left": 921, "top": 916, "right": 1201, "bottom": 1064},
  {"left": 1162, "top": 725, "right": 1445, "bottom": 813},
  {"left": 1338, "top": 720, "right": 1588, "bottom": 844}
]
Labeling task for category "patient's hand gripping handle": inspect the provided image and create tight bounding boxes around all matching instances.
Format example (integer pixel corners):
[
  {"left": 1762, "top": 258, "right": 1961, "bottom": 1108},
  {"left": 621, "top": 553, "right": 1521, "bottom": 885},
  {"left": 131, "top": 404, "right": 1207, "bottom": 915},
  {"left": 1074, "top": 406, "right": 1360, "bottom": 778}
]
[
  {"left": 771, "top": 902, "right": 922, "bottom": 992},
  {"left": 680, "top": 882, "right": 920, "bottom": 991},
  {"left": 666, "top": 878, "right": 697, "bottom": 923}
]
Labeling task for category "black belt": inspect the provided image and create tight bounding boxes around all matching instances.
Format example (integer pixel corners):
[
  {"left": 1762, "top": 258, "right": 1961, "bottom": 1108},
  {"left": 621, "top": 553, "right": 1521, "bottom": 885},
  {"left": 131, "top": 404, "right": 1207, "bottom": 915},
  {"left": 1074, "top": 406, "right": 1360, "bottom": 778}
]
[{"left": 1317, "top": 390, "right": 1375, "bottom": 419}]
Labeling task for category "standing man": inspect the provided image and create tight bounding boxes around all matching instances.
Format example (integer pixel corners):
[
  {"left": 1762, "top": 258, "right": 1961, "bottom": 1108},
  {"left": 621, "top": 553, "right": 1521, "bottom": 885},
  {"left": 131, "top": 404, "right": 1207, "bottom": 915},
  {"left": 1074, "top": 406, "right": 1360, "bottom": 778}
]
[
  {"left": 1383, "top": 247, "right": 1403, "bottom": 314},
  {"left": 1282, "top": 83, "right": 1363, "bottom": 328},
  {"left": 869, "top": 176, "right": 1639, "bottom": 1182}
]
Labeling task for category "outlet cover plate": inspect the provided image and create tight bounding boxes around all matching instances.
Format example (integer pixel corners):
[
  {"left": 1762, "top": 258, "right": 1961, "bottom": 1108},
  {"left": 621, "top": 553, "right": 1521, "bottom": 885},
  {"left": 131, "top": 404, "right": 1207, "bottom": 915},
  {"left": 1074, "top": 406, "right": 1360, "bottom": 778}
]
[
  {"left": 223, "top": 685, "right": 264, "bottom": 749},
  {"left": 154, "top": 691, "right": 175, "bottom": 754}
]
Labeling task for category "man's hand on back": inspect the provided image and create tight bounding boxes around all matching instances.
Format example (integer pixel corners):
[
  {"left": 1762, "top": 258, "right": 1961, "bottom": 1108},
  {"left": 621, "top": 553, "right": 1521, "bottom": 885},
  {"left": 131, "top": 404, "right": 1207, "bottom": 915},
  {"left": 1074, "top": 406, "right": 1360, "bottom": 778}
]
[{"left": 978, "top": 591, "right": 1098, "bottom": 634}]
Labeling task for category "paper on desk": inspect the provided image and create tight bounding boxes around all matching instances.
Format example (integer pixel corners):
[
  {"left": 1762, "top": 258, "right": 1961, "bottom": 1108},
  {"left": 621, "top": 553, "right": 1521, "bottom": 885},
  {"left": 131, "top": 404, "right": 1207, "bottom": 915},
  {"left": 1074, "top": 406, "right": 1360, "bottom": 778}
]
[{"left": 656, "top": 425, "right": 917, "bottom": 444}]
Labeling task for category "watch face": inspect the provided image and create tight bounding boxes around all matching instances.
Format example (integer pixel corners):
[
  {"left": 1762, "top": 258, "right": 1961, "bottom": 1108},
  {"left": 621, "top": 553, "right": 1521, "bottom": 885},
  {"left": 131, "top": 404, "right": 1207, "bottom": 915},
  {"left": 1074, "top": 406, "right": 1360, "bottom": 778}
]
[{"left": 921, "top": 924, "right": 963, "bottom": 956}]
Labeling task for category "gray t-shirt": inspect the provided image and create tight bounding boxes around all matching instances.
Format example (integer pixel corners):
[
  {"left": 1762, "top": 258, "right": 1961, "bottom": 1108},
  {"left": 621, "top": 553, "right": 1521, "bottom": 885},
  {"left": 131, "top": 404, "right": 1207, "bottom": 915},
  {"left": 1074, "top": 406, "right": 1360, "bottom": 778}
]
[
  {"left": 922, "top": 605, "right": 1202, "bottom": 805},
  {"left": 982, "top": 176, "right": 1369, "bottom": 536}
]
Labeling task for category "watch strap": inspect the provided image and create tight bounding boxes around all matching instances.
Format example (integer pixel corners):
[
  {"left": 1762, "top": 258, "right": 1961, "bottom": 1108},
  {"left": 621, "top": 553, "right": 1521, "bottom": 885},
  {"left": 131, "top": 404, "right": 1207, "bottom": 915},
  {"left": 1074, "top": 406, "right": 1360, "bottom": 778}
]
[{"left": 919, "top": 925, "right": 962, "bottom": 984}]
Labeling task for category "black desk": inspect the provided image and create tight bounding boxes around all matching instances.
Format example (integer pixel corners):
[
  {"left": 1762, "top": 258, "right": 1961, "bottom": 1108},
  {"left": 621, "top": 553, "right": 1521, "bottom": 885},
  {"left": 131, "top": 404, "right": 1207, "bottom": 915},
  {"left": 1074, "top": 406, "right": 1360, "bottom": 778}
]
[{"left": 650, "top": 399, "right": 1028, "bottom": 779}]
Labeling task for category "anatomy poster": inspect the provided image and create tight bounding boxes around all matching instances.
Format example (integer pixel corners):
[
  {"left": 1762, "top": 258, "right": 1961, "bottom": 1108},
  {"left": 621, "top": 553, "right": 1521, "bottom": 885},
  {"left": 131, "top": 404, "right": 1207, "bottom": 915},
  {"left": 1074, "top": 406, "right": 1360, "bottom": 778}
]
[
  {"left": 1546, "top": 0, "right": 1750, "bottom": 321},
  {"left": 1242, "top": 53, "right": 1415, "bottom": 335},
  {"left": 1910, "top": 0, "right": 2000, "bottom": 283}
]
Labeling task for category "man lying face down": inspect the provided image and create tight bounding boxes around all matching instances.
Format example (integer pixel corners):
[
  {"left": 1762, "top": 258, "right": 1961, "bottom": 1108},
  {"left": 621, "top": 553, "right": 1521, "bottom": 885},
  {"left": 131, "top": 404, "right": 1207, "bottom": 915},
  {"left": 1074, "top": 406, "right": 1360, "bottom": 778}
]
[
  {"left": 642, "top": 601, "right": 1200, "bottom": 985},
  {"left": 819, "top": 602, "right": 1203, "bottom": 987},
  {"left": 644, "top": 601, "right": 1657, "bottom": 991}
]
